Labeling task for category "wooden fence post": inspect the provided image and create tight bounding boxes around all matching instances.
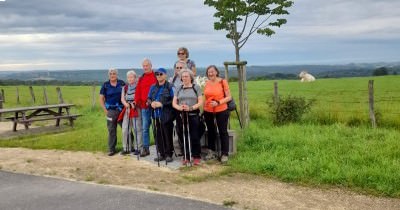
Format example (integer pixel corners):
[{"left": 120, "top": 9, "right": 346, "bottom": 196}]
[
  {"left": 224, "top": 64, "right": 229, "bottom": 82},
  {"left": 224, "top": 61, "right": 249, "bottom": 128},
  {"left": 0, "top": 92, "right": 3, "bottom": 107},
  {"left": 274, "top": 81, "right": 279, "bottom": 105},
  {"left": 368, "top": 80, "right": 376, "bottom": 128},
  {"left": 241, "top": 64, "right": 249, "bottom": 127},
  {"left": 29, "top": 86, "right": 36, "bottom": 104},
  {"left": 16, "top": 87, "right": 21, "bottom": 104},
  {"left": 91, "top": 85, "right": 96, "bottom": 108},
  {"left": 0, "top": 92, "right": 3, "bottom": 120},
  {"left": 56, "top": 87, "right": 64, "bottom": 104},
  {"left": 1, "top": 89, "right": 4, "bottom": 103},
  {"left": 43, "top": 87, "right": 49, "bottom": 105}
]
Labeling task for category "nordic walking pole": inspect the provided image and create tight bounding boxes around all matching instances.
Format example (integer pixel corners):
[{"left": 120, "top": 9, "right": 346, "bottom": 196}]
[
  {"left": 213, "top": 106, "right": 221, "bottom": 160},
  {"left": 157, "top": 108, "right": 168, "bottom": 166},
  {"left": 235, "top": 107, "right": 242, "bottom": 129},
  {"left": 152, "top": 109, "right": 160, "bottom": 167},
  {"left": 186, "top": 111, "right": 193, "bottom": 167},
  {"left": 181, "top": 111, "right": 188, "bottom": 166},
  {"left": 126, "top": 106, "right": 131, "bottom": 153},
  {"left": 133, "top": 107, "right": 139, "bottom": 160}
]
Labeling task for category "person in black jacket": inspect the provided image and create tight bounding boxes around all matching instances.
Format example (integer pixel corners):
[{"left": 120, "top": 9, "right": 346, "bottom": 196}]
[{"left": 148, "top": 68, "right": 175, "bottom": 162}]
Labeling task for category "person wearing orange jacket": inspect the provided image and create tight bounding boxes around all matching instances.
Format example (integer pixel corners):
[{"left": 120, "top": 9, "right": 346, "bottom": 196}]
[{"left": 203, "top": 65, "right": 232, "bottom": 163}]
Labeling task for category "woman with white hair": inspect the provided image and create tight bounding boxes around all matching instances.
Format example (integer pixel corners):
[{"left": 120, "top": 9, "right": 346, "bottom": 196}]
[
  {"left": 119, "top": 70, "right": 142, "bottom": 156},
  {"left": 172, "top": 69, "right": 203, "bottom": 165},
  {"left": 99, "top": 68, "right": 125, "bottom": 156}
]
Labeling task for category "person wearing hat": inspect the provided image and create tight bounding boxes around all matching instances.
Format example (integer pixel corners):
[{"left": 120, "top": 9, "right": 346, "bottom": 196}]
[{"left": 148, "top": 68, "right": 176, "bottom": 162}]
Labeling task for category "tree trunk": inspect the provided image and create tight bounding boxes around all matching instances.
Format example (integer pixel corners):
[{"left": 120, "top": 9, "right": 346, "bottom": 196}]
[
  {"left": 235, "top": 45, "right": 240, "bottom": 62},
  {"left": 234, "top": 42, "right": 249, "bottom": 127}
]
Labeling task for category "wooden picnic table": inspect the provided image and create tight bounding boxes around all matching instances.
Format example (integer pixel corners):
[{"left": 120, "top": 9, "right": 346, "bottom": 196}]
[{"left": 0, "top": 103, "right": 81, "bottom": 132}]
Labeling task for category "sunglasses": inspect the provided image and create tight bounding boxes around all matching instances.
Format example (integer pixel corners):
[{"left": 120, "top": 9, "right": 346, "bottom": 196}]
[
  {"left": 155, "top": 72, "right": 164, "bottom": 76},
  {"left": 177, "top": 52, "right": 185, "bottom": 55},
  {"left": 175, "top": 66, "right": 183, "bottom": 69}
]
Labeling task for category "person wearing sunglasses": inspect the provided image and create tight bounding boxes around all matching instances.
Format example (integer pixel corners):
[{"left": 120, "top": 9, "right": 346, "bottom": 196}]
[
  {"left": 99, "top": 68, "right": 126, "bottom": 156},
  {"left": 169, "top": 60, "right": 188, "bottom": 156},
  {"left": 176, "top": 47, "right": 196, "bottom": 75},
  {"left": 170, "top": 60, "right": 188, "bottom": 94},
  {"left": 135, "top": 58, "right": 157, "bottom": 157},
  {"left": 148, "top": 68, "right": 176, "bottom": 163}
]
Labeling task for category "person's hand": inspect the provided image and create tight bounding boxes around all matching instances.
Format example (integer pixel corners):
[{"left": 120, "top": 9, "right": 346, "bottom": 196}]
[
  {"left": 130, "top": 103, "right": 135, "bottom": 109},
  {"left": 103, "top": 109, "right": 108, "bottom": 115},
  {"left": 210, "top": 100, "right": 219, "bottom": 107},
  {"left": 181, "top": 104, "right": 189, "bottom": 111},
  {"left": 155, "top": 101, "right": 162, "bottom": 108},
  {"left": 151, "top": 101, "right": 162, "bottom": 108},
  {"left": 124, "top": 103, "right": 130, "bottom": 108},
  {"left": 151, "top": 101, "right": 157, "bottom": 109}
]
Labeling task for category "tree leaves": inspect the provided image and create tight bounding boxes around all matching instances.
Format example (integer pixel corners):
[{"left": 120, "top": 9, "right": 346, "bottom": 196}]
[{"left": 204, "top": 0, "right": 293, "bottom": 60}]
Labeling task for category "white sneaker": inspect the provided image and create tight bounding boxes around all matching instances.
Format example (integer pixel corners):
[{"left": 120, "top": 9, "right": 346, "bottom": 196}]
[
  {"left": 221, "top": 155, "right": 228, "bottom": 163},
  {"left": 205, "top": 150, "right": 217, "bottom": 160}
]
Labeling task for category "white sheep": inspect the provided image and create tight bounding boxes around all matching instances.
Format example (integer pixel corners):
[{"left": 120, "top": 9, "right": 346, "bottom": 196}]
[{"left": 299, "top": 71, "right": 316, "bottom": 82}]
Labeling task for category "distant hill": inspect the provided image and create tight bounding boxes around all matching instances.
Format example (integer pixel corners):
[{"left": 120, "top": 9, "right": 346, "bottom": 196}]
[{"left": 0, "top": 62, "right": 399, "bottom": 85}]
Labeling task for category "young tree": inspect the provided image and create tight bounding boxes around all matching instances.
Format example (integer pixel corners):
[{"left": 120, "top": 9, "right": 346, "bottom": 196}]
[
  {"left": 204, "top": 0, "right": 293, "bottom": 62},
  {"left": 204, "top": 0, "right": 293, "bottom": 127}
]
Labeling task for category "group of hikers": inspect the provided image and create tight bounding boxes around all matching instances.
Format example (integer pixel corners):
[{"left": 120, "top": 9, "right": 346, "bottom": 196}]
[{"left": 99, "top": 47, "right": 232, "bottom": 166}]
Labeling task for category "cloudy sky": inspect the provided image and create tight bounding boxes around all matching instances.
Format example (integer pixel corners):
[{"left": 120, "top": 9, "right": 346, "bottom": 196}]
[{"left": 0, "top": 0, "right": 399, "bottom": 71}]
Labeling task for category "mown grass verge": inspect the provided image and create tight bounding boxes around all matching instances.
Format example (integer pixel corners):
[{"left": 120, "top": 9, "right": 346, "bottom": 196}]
[{"left": 229, "top": 121, "right": 400, "bottom": 197}]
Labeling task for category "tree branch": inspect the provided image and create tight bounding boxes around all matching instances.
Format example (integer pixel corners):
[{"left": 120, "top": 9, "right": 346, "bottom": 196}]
[
  {"left": 238, "top": 13, "right": 273, "bottom": 49},
  {"left": 238, "top": 14, "right": 259, "bottom": 44},
  {"left": 238, "top": 14, "right": 249, "bottom": 37}
]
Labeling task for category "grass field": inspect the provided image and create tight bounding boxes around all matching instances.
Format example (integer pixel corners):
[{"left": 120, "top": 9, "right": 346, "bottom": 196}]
[{"left": 1, "top": 75, "right": 400, "bottom": 197}]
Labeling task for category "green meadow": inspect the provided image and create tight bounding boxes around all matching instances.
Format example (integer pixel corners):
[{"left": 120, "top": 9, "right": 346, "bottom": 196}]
[{"left": 1, "top": 75, "right": 400, "bottom": 197}]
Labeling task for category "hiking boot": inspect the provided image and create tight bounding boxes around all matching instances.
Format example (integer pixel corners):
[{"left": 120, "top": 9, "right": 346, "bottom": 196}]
[
  {"left": 220, "top": 155, "right": 229, "bottom": 163},
  {"left": 165, "top": 156, "right": 173, "bottom": 163},
  {"left": 205, "top": 150, "right": 217, "bottom": 160},
  {"left": 193, "top": 158, "right": 201, "bottom": 165},
  {"left": 108, "top": 151, "right": 116, "bottom": 156},
  {"left": 154, "top": 156, "right": 165, "bottom": 162},
  {"left": 140, "top": 148, "right": 150, "bottom": 157}
]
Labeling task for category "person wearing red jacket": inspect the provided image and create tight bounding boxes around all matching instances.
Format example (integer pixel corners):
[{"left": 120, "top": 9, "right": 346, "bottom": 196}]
[{"left": 135, "top": 58, "right": 157, "bottom": 157}]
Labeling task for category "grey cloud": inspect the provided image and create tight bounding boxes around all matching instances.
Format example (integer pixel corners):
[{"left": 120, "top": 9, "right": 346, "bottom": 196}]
[
  {"left": 0, "top": 0, "right": 215, "bottom": 33},
  {"left": 0, "top": 0, "right": 399, "bottom": 70}
]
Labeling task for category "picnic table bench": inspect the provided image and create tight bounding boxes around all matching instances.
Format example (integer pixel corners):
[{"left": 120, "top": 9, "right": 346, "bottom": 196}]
[{"left": 0, "top": 103, "right": 81, "bottom": 132}]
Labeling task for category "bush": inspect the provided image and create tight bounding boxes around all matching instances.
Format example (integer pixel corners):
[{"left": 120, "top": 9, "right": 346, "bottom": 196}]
[{"left": 268, "top": 95, "right": 314, "bottom": 125}]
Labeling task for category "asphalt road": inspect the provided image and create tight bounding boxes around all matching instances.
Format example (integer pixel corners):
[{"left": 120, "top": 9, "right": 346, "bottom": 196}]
[{"left": 0, "top": 171, "right": 229, "bottom": 210}]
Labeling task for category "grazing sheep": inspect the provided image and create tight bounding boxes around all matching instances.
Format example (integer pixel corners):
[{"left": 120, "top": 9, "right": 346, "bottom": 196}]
[{"left": 299, "top": 71, "right": 316, "bottom": 82}]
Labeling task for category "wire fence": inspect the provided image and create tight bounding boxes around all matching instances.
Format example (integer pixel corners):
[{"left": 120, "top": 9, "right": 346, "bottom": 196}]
[{"left": 269, "top": 80, "right": 400, "bottom": 127}]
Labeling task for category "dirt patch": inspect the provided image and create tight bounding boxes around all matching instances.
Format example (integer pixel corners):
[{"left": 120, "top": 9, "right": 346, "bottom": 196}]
[{"left": 0, "top": 148, "right": 399, "bottom": 210}]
